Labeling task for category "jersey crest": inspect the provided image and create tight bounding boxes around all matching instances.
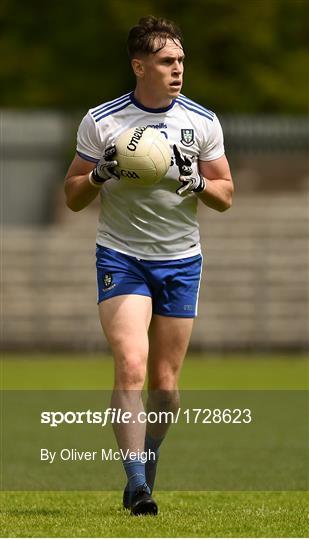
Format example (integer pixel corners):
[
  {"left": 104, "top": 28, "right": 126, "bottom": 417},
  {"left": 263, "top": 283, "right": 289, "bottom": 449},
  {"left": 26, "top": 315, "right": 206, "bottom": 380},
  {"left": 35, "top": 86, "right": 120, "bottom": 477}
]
[{"left": 180, "top": 128, "right": 195, "bottom": 147}]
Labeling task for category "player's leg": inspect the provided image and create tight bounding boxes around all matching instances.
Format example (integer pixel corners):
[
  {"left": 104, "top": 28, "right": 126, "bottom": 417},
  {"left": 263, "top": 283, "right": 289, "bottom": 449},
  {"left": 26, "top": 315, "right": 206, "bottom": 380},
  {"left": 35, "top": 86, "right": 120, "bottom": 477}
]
[
  {"left": 142, "top": 253, "right": 203, "bottom": 493},
  {"left": 99, "top": 294, "right": 151, "bottom": 459},
  {"left": 99, "top": 294, "right": 152, "bottom": 387},
  {"left": 145, "top": 315, "right": 194, "bottom": 492},
  {"left": 99, "top": 294, "right": 157, "bottom": 514},
  {"left": 147, "top": 314, "right": 193, "bottom": 415}
]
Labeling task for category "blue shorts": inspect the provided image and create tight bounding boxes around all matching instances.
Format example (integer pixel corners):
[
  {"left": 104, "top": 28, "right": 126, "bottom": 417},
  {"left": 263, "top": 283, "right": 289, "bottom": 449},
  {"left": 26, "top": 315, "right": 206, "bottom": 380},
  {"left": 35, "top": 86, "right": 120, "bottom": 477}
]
[{"left": 96, "top": 245, "right": 203, "bottom": 318}]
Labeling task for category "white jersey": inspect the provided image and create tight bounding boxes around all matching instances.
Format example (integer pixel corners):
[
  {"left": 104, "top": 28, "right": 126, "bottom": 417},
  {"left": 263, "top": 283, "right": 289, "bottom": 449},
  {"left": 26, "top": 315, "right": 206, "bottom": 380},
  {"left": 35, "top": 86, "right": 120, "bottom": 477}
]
[{"left": 76, "top": 91, "right": 225, "bottom": 260}]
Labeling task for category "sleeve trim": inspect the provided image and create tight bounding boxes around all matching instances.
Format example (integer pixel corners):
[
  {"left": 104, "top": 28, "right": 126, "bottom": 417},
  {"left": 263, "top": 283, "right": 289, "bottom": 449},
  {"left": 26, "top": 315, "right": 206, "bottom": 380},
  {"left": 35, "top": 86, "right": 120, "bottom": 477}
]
[{"left": 76, "top": 150, "right": 100, "bottom": 164}]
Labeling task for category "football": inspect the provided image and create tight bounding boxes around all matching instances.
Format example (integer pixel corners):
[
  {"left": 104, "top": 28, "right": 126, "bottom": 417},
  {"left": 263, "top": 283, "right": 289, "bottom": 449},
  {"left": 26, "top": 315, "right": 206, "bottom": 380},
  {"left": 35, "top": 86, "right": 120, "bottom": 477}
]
[{"left": 115, "top": 126, "right": 171, "bottom": 187}]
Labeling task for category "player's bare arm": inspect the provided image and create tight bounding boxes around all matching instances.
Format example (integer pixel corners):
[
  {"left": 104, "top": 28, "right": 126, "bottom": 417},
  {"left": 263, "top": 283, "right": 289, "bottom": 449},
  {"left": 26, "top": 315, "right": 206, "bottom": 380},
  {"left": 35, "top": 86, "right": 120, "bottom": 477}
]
[
  {"left": 64, "top": 155, "right": 101, "bottom": 212},
  {"left": 64, "top": 146, "right": 119, "bottom": 212},
  {"left": 198, "top": 155, "right": 234, "bottom": 212}
]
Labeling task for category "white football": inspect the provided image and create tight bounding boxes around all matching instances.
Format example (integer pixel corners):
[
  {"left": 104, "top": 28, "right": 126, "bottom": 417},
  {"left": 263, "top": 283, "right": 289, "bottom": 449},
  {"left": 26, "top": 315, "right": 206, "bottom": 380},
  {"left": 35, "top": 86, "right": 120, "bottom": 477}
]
[{"left": 115, "top": 126, "right": 171, "bottom": 187}]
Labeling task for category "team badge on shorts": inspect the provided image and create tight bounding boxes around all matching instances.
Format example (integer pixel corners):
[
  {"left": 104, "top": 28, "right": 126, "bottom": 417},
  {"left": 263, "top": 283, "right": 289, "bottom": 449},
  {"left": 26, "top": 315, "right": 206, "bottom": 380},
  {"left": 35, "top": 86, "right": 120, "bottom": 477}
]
[
  {"left": 180, "top": 129, "right": 195, "bottom": 147},
  {"left": 103, "top": 272, "right": 115, "bottom": 292}
]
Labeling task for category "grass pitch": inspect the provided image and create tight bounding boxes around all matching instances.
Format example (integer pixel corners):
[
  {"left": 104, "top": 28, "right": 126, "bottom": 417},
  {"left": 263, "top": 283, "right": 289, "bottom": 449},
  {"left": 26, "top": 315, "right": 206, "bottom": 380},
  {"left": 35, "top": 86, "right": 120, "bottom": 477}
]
[
  {"left": 1, "top": 353, "right": 308, "bottom": 537},
  {"left": 2, "top": 352, "right": 308, "bottom": 390},
  {"left": 1, "top": 491, "right": 308, "bottom": 538}
]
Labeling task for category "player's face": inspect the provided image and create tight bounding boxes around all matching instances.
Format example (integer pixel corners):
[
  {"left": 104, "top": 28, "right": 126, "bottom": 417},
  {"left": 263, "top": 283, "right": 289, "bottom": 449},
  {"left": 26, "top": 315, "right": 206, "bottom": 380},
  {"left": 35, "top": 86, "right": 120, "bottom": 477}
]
[{"left": 139, "top": 39, "right": 184, "bottom": 105}]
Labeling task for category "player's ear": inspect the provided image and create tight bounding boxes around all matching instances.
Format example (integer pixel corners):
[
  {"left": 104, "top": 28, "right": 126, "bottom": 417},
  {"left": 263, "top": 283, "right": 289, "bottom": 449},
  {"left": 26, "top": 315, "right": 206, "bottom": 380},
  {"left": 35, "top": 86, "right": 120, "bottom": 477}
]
[{"left": 131, "top": 58, "right": 144, "bottom": 79}]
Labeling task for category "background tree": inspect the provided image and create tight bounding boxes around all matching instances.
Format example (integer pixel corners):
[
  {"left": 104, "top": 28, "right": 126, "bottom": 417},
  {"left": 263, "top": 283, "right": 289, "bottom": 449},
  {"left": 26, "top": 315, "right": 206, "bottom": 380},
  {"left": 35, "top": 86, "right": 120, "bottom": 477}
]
[{"left": 0, "top": 0, "right": 308, "bottom": 112}]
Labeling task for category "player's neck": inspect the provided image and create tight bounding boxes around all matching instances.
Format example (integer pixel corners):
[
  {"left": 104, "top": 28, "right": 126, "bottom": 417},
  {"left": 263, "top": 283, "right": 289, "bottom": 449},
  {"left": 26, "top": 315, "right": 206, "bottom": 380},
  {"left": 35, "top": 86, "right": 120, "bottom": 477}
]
[{"left": 133, "top": 88, "right": 173, "bottom": 110}]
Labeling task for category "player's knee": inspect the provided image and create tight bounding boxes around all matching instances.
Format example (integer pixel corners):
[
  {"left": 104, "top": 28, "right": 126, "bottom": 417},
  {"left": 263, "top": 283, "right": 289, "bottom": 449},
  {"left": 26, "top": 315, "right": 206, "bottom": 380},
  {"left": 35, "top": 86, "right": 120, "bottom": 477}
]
[
  {"left": 149, "top": 366, "right": 181, "bottom": 391},
  {"left": 115, "top": 354, "right": 147, "bottom": 388}
]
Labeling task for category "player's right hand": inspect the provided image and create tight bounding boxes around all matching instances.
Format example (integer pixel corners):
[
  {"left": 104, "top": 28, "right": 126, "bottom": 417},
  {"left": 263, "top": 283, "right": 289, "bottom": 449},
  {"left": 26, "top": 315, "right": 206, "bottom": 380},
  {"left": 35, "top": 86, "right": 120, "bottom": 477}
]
[{"left": 90, "top": 145, "right": 120, "bottom": 185}]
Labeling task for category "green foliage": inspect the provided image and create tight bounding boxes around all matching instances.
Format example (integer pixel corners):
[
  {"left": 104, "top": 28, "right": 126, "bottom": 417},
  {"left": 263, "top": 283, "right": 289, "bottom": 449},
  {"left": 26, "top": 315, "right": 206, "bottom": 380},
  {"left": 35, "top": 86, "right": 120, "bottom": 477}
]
[{"left": 1, "top": 0, "right": 308, "bottom": 112}]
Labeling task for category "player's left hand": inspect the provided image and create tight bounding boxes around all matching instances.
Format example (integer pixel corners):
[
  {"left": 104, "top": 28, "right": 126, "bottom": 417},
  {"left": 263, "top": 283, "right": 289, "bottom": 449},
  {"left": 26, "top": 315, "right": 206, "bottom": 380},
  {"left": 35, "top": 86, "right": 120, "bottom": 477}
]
[{"left": 173, "top": 144, "right": 206, "bottom": 196}]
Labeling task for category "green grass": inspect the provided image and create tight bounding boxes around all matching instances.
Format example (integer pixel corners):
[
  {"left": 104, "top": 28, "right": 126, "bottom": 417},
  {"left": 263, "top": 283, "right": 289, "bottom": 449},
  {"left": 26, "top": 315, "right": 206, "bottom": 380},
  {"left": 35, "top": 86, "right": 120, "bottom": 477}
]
[
  {"left": 1, "top": 352, "right": 308, "bottom": 390},
  {"left": 1, "top": 353, "right": 308, "bottom": 537},
  {"left": 1, "top": 491, "right": 308, "bottom": 538}
]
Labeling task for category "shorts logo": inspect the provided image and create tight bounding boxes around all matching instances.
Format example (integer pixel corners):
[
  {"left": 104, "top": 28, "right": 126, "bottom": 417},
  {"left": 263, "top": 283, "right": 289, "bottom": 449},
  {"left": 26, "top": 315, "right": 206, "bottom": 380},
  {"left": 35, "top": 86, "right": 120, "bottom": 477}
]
[
  {"left": 180, "top": 129, "right": 194, "bottom": 147},
  {"left": 103, "top": 272, "right": 116, "bottom": 292}
]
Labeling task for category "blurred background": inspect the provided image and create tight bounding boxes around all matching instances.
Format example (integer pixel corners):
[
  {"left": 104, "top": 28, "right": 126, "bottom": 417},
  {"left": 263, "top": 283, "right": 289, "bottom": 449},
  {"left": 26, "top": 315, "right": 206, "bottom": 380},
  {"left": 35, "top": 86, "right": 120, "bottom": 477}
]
[{"left": 1, "top": 0, "right": 308, "bottom": 353}]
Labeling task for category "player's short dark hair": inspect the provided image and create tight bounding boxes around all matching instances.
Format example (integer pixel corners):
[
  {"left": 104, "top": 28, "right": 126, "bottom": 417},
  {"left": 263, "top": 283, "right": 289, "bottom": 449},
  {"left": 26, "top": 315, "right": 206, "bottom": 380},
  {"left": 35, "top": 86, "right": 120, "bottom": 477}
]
[{"left": 127, "top": 16, "right": 183, "bottom": 59}]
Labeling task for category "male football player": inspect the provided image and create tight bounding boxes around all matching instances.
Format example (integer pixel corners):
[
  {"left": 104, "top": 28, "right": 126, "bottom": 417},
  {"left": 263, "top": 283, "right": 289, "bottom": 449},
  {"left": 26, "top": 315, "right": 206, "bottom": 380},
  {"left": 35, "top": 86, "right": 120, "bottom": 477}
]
[{"left": 64, "top": 15, "right": 233, "bottom": 515}]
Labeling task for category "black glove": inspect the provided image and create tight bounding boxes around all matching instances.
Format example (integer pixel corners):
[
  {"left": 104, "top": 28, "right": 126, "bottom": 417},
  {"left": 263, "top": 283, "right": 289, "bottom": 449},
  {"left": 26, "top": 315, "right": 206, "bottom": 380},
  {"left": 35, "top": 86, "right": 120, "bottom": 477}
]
[
  {"left": 173, "top": 144, "right": 205, "bottom": 196},
  {"left": 90, "top": 145, "right": 120, "bottom": 186}
]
